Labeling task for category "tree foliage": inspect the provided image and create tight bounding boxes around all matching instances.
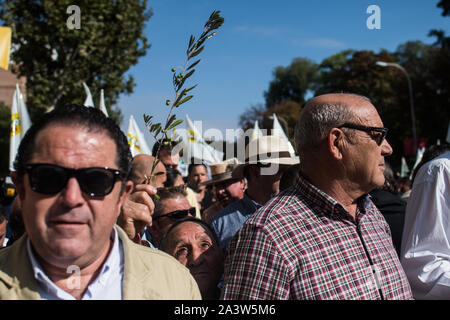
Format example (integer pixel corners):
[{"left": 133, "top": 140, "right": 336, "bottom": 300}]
[
  {"left": 240, "top": 40, "right": 449, "bottom": 171},
  {"left": 264, "top": 57, "right": 318, "bottom": 108},
  {"left": 0, "top": 0, "right": 152, "bottom": 124}
]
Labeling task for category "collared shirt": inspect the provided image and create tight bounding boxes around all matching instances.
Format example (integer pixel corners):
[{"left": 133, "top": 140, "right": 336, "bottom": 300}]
[
  {"left": 221, "top": 174, "right": 413, "bottom": 300},
  {"left": 401, "top": 151, "right": 450, "bottom": 300},
  {"left": 142, "top": 228, "right": 157, "bottom": 249},
  {"left": 27, "top": 227, "right": 124, "bottom": 300},
  {"left": 210, "top": 193, "right": 261, "bottom": 249}
]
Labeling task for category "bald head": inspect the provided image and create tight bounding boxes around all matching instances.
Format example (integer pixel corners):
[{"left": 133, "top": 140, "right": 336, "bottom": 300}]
[
  {"left": 294, "top": 93, "right": 373, "bottom": 157},
  {"left": 130, "top": 154, "right": 167, "bottom": 188},
  {"left": 294, "top": 93, "right": 393, "bottom": 197}
]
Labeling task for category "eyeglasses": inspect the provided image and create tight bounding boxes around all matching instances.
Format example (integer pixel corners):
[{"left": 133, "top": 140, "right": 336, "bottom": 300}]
[
  {"left": 25, "top": 163, "right": 126, "bottom": 197},
  {"left": 153, "top": 207, "right": 196, "bottom": 221},
  {"left": 338, "top": 123, "right": 388, "bottom": 146}
]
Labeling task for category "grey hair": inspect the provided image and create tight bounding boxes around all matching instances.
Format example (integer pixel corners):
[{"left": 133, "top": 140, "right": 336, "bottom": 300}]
[{"left": 294, "top": 94, "right": 370, "bottom": 157}]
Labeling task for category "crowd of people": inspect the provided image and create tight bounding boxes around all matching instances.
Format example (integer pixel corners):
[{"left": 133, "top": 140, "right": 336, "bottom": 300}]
[{"left": 0, "top": 92, "right": 448, "bottom": 300}]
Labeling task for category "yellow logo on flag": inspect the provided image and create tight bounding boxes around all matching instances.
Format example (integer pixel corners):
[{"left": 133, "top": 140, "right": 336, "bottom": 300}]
[
  {"left": 10, "top": 113, "right": 21, "bottom": 137},
  {"left": 126, "top": 133, "right": 141, "bottom": 153},
  {"left": 187, "top": 130, "right": 196, "bottom": 143}
]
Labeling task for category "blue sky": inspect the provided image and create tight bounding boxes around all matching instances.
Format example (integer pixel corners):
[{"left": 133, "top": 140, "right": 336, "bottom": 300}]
[{"left": 118, "top": 0, "right": 450, "bottom": 144}]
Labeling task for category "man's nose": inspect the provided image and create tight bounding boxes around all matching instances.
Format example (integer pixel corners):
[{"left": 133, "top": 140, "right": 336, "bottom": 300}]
[
  {"left": 381, "top": 139, "right": 393, "bottom": 156},
  {"left": 188, "top": 246, "right": 204, "bottom": 268},
  {"left": 61, "top": 177, "right": 85, "bottom": 206}
]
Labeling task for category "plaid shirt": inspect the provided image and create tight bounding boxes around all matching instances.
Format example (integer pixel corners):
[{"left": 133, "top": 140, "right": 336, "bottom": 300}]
[{"left": 221, "top": 175, "right": 413, "bottom": 300}]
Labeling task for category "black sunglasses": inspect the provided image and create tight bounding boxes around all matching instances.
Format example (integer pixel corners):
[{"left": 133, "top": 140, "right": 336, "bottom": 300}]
[
  {"left": 338, "top": 123, "right": 388, "bottom": 146},
  {"left": 154, "top": 207, "right": 196, "bottom": 221},
  {"left": 25, "top": 163, "right": 126, "bottom": 197}
]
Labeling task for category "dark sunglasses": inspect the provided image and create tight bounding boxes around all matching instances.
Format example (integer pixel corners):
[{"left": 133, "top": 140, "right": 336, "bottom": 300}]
[
  {"left": 25, "top": 163, "right": 126, "bottom": 197},
  {"left": 338, "top": 123, "right": 388, "bottom": 146},
  {"left": 153, "top": 207, "right": 196, "bottom": 221}
]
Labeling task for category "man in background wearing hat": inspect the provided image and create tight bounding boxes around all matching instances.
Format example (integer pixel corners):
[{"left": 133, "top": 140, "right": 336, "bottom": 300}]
[
  {"left": 201, "top": 158, "right": 246, "bottom": 224},
  {"left": 210, "top": 136, "right": 299, "bottom": 250}
]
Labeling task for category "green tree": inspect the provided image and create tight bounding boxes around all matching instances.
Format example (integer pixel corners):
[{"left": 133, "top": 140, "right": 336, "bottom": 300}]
[
  {"left": 313, "top": 42, "right": 449, "bottom": 170},
  {"left": 264, "top": 57, "right": 319, "bottom": 108},
  {"left": 0, "top": 0, "right": 152, "bottom": 124},
  {"left": 239, "top": 57, "right": 317, "bottom": 148},
  {"left": 238, "top": 103, "right": 266, "bottom": 132}
]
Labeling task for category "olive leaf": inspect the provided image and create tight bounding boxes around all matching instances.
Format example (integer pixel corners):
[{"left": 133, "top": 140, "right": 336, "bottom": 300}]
[{"left": 143, "top": 10, "right": 224, "bottom": 189}]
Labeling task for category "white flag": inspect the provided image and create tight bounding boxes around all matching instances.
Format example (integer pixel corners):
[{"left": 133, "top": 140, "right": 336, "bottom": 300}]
[
  {"left": 272, "top": 113, "right": 296, "bottom": 156},
  {"left": 184, "top": 114, "right": 223, "bottom": 165},
  {"left": 126, "top": 115, "right": 151, "bottom": 157},
  {"left": 400, "top": 157, "right": 409, "bottom": 178},
  {"left": 9, "top": 84, "right": 31, "bottom": 171},
  {"left": 99, "top": 89, "right": 109, "bottom": 117},
  {"left": 251, "top": 120, "right": 264, "bottom": 142},
  {"left": 412, "top": 146, "right": 425, "bottom": 171},
  {"left": 82, "top": 82, "right": 95, "bottom": 107}
]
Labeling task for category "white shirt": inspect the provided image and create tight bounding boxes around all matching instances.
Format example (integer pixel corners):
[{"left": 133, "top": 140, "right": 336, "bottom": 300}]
[
  {"left": 400, "top": 151, "right": 450, "bottom": 300},
  {"left": 27, "top": 227, "right": 124, "bottom": 300}
]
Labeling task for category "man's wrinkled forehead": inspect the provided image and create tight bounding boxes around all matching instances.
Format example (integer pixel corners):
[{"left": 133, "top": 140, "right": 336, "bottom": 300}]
[
  {"left": 33, "top": 123, "right": 119, "bottom": 165},
  {"left": 172, "top": 221, "right": 217, "bottom": 245}
]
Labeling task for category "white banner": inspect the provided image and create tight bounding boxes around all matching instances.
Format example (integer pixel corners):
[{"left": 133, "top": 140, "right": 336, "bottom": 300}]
[
  {"left": 251, "top": 120, "right": 264, "bottom": 142},
  {"left": 126, "top": 115, "right": 151, "bottom": 157},
  {"left": 184, "top": 114, "right": 223, "bottom": 165},
  {"left": 9, "top": 84, "right": 31, "bottom": 171},
  {"left": 82, "top": 82, "right": 95, "bottom": 108},
  {"left": 99, "top": 89, "right": 109, "bottom": 117},
  {"left": 272, "top": 113, "right": 296, "bottom": 156}
]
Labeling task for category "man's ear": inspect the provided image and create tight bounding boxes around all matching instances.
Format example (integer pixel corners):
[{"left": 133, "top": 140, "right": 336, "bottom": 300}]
[
  {"left": 118, "top": 180, "right": 133, "bottom": 205},
  {"left": 328, "top": 128, "right": 345, "bottom": 161},
  {"left": 10, "top": 171, "right": 25, "bottom": 202}
]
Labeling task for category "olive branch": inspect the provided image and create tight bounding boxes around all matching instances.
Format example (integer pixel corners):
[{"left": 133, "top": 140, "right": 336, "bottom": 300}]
[{"left": 143, "top": 10, "right": 224, "bottom": 187}]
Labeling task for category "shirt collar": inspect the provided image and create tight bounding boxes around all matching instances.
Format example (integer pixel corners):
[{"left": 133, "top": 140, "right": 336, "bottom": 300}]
[
  {"left": 27, "top": 227, "right": 120, "bottom": 299},
  {"left": 294, "top": 173, "right": 371, "bottom": 221}
]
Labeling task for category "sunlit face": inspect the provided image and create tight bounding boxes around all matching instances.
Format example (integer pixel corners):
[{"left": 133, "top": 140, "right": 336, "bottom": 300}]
[
  {"left": 187, "top": 165, "right": 208, "bottom": 192},
  {"left": 13, "top": 125, "right": 132, "bottom": 269},
  {"left": 164, "top": 221, "right": 223, "bottom": 298},
  {"left": 212, "top": 178, "right": 245, "bottom": 206},
  {"left": 342, "top": 102, "right": 393, "bottom": 193}
]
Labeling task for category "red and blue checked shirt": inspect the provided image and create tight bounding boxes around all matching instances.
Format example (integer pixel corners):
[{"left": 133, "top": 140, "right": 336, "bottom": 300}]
[{"left": 221, "top": 175, "right": 413, "bottom": 300}]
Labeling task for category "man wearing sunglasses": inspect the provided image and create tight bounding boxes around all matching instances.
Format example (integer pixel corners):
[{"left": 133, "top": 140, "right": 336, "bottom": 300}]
[
  {"left": 0, "top": 105, "right": 200, "bottom": 300},
  {"left": 222, "top": 93, "right": 413, "bottom": 300},
  {"left": 143, "top": 186, "right": 195, "bottom": 248}
]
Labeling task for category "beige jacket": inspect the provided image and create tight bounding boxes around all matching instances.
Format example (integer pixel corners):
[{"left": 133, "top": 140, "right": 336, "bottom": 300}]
[{"left": 0, "top": 226, "right": 201, "bottom": 300}]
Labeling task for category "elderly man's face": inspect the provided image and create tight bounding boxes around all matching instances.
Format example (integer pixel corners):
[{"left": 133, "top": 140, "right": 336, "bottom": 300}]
[
  {"left": 164, "top": 221, "right": 223, "bottom": 298},
  {"left": 342, "top": 102, "right": 393, "bottom": 192},
  {"left": 13, "top": 125, "right": 132, "bottom": 269}
]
